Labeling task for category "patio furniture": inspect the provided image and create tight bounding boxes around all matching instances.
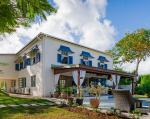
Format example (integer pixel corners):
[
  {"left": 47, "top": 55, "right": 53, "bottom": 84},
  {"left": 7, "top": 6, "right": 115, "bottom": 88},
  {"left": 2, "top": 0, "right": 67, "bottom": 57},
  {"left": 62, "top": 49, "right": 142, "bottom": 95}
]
[
  {"left": 112, "top": 89, "right": 149, "bottom": 113},
  {"left": 136, "top": 98, "right": 150, "bottom": 113}
]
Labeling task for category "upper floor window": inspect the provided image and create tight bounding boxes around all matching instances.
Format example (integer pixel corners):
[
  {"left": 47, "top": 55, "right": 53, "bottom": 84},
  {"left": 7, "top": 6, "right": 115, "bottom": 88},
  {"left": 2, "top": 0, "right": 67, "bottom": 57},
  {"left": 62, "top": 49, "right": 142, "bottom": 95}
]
[
  {"left": 15, "top": 56, "right": 31, "bottom": 71},
  {"left": 98, "top": 63, "right": 107, "bottom": 69},
  {"left": 57, "top": 45, "right": 74, "bottom": 64},
  {"left": 29, "top": 45, "right": 41, "bottom": 65},
  {"left": 80, "top": 51, "right": 94, "bottom": 67},
  {"left": 97, "top": 56, "right": 109, "bottom": 69},
  {"left": 15, "top": 64, "right": 20, "bottom": 71},
  {"left": 20, "top": 62, "right": 24, "bottom": 69}
]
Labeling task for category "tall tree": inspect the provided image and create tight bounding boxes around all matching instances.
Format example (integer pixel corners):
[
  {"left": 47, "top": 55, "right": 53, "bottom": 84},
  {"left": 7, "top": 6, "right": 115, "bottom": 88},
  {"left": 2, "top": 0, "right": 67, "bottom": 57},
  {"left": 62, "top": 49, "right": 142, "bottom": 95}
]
[
  {"left": 0, "top": 0, "right": 56, "bottom": 34},
  {"left": 111, "top": 29, "right": 150, "bottom": 75}
]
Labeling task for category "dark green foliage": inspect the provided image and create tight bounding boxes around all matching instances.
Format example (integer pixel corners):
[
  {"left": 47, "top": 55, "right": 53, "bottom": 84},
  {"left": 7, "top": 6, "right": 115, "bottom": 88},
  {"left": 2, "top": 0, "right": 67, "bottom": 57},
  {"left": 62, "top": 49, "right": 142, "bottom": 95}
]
[
  {"left": 135, "top": 74, "right": 150, "bottom": 97},
  {"left": 0, "top": 0, "right": 56, "bottom": 34},
  {"left": 140, "top": 74, "right": 150, "bottom": 85},
  {"left": 135, "top": 85, "right": 145, "bottom": 95},
  {"left": 119, "top": 78, "right": 131, "bottom": 85}
]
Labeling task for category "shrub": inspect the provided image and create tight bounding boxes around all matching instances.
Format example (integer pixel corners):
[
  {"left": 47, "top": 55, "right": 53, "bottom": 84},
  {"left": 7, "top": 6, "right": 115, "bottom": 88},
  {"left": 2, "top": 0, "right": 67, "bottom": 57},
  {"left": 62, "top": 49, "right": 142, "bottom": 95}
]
[
  {"left": 135, "top": 74, "right": 150, "bottom": 97},
  {"left": 135, "top": 85, "right": 145, "bottom": 95},
  {"left": 119, "top": 78, "right": 131, "bottom": 85}
]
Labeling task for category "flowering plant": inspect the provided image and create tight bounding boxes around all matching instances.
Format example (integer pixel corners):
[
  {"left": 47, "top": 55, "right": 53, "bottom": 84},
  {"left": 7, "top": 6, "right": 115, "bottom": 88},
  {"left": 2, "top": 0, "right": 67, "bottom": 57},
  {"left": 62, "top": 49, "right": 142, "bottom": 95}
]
[{"left": 90, "top": 85, "right": 103, "bottom": 99}]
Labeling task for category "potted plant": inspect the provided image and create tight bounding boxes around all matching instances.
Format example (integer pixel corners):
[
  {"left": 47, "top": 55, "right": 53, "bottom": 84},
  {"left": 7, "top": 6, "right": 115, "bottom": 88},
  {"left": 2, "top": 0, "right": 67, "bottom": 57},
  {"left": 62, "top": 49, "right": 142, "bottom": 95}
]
[
  {"left": 76, "top": 87, "right": 83, "bottom": 106},
  {"left": 53, "top": 85, "right": 60, "bottom": 98},
  {"left": 28, "top": 47, "right": 39, "bottom": 58},
  {"left": 60, "top": 87, "right": 67, "bottom": 99},
  {"left": 65, "top": 87, "right": 74, "bottom": 106},
  {"left": 15, "top": 56, "right": 23, "bottom": 64},
  {"left": 89, "top": 85, "right": 102, "bottom": 108}
]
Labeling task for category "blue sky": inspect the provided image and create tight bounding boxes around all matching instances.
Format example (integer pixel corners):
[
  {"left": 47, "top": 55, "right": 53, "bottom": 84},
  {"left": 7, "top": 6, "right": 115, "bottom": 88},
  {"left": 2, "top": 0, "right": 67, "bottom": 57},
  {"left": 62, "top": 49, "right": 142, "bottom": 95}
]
[{"left": 107, "top": 0, "right": 150, "bottom": 40}]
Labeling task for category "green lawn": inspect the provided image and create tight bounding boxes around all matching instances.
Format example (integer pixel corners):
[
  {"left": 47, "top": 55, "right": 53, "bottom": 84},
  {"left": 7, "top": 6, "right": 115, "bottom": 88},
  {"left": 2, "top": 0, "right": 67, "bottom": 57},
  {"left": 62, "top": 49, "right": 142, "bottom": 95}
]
[
  {"left": 0, "top": 91, "right": 88, "bottom": 119},
  {"left": 0, "top": 90, "right": 51, "bottom": 105},
  {"left": 133, "top": 94, "right": 148, "bottom": 98},
  {"left": 0, "top": 106, "right": 87, "bottom": 119},
  {"left": 0, "top": 90, "right": 122, "bottom": 119}
]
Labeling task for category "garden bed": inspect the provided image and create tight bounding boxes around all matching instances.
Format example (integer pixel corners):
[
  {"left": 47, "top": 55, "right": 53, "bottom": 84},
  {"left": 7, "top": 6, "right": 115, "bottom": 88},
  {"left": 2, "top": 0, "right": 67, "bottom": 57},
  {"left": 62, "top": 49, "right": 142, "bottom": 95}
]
[{"left": 66, "top": 107, "right": 129, "bottom": 119}]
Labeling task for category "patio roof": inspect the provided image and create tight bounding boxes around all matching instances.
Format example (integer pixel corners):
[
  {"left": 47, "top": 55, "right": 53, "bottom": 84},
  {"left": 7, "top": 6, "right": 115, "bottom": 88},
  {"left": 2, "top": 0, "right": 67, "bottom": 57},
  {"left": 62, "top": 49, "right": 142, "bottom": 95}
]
[{"left": 51, "top": 64, "right": 136, "bottom": 78}]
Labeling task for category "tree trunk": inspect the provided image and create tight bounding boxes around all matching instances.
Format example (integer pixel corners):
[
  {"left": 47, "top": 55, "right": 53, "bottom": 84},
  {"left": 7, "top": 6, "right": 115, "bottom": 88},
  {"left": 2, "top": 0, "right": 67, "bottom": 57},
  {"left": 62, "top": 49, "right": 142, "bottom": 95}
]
[
  {"left": 133, "top": 58, "right": 141, "bottom": 92},
  {"left": 135, "top": 61, "right": 139, "bottom": 75},
  {"left": 135, "top": 58, "right": 141, "bottom": 76}
]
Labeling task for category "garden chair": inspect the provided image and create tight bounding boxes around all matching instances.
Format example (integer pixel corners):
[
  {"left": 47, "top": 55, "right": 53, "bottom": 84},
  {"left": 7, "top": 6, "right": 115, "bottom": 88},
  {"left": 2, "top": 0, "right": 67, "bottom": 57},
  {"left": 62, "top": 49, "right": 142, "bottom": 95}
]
[{"left": 112, "top": 89, "right": 149, "bottom": 113}]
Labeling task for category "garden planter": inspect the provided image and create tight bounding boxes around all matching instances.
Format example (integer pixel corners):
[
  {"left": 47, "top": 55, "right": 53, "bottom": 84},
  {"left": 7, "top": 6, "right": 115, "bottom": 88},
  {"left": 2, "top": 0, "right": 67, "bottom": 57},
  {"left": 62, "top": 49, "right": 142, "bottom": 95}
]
[
  {"left": 68, "top": 97, "right": 74, "bottom": 106},
  {"left": 90, "top": 98, "right": 100, "bottom": 108},
  {"left": 53, "top": 92, "right": 60, "bottom": 98},
  {"left": 76, "top": 98, "right": 83, "bottom": 106},
  {"left": 108, "top": 89, "right": 112, "bottom": 95},
  {"left": 60, "top": 92, "right": 67, "bottom": 99}
]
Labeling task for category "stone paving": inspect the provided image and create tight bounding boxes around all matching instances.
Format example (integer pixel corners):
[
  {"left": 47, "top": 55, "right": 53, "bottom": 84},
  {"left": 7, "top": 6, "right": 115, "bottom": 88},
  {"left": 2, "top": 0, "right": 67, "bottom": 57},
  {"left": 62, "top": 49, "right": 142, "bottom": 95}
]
[
  {"left": 8, "top": 104, "right": 19, "bottom": 107},
  {"left": 0, "top": 102, "right": 54, "bottom": 109},
  {"left": 20, "top": 104, "right": 30, "bottom": 107},
  {"left": 0, "top": 104, "right": 7, "bottom": 108}
]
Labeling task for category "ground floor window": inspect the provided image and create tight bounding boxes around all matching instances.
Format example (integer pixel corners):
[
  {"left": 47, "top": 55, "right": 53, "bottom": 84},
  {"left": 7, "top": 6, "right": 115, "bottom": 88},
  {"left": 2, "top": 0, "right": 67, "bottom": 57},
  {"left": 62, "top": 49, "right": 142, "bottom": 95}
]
[
  {"left": 31, "top": 75, "right": 36, "bottom": 87},
  {"left": 11, "top": 80, "right": 16, "bottom": 87},
  {"left": 19, "top": 78, "right": 26, "bottom": 88},
  {"left": 59, "top": 79, "right": 65, "bottom": 88}
]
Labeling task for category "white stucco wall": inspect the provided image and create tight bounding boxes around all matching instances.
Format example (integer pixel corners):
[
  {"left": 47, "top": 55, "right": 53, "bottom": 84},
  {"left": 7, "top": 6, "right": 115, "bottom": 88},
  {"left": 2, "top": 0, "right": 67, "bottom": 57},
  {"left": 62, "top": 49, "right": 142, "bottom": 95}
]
[
  {"left": 41, "top": 36, "right": 113, "bottom": 96},
  {"left": 0, "top": 54, "right": 17, "bottom": 80},
  {"left": 16, "top": 40, "right": 43, "bottom": 97}
]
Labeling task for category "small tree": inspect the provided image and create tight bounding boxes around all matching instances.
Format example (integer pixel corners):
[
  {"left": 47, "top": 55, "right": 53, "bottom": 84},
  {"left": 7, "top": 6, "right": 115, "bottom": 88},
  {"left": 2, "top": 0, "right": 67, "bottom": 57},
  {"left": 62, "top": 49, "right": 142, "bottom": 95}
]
[{"left": 111, "top": 29, "right": 150, "bottom": 76}]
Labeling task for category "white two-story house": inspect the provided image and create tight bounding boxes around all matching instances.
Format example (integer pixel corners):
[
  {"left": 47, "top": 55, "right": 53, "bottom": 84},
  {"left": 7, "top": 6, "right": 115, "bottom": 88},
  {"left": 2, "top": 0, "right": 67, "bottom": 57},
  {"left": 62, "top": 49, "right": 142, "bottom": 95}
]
[{"left": 0, "top": 33, "right": 135, "bottom": 97}]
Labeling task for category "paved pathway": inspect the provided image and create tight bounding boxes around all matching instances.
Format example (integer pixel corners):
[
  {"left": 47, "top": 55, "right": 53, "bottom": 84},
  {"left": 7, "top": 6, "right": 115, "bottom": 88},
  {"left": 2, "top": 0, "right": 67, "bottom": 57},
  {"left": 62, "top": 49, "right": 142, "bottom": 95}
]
[{"left": 0, "top": 102, "right": 55, "bottom": 109}]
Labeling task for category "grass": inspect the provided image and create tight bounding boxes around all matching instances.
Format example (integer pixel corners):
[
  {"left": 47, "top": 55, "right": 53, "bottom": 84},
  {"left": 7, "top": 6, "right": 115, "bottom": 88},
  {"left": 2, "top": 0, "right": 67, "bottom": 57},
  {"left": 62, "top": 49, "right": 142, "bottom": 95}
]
[
  {"left": 0, "top": 90, "right": 122, "bottom": 119},
  {"left": 0, "top": 106, "right": 88, "bottom": 119},
  {"left": 0, "top": 90, "right": 88, "bottom": 119},
  {"left": 0, "top": 90, "right": 51, "bottom": 105},
  {"left": 133, "top": 94, "right": 148, "bottom": 98}
]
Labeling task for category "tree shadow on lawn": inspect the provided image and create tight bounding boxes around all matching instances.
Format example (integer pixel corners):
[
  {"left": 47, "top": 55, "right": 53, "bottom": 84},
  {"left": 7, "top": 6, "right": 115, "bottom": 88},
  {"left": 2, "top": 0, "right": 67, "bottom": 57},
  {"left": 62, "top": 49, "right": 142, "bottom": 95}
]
[
  {"left": 0, "top": 90, "right": 52, "bottom": 105},
  {"left": 0, "top": 106, "right": 56, "bottom": 119}
]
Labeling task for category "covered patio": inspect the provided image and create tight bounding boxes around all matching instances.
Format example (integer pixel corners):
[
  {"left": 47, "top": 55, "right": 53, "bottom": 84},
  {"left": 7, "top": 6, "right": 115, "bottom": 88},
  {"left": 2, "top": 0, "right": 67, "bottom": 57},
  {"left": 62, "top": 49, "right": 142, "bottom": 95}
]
[{"left": 52, "top": 64, "right": 136, "bottom": 97}]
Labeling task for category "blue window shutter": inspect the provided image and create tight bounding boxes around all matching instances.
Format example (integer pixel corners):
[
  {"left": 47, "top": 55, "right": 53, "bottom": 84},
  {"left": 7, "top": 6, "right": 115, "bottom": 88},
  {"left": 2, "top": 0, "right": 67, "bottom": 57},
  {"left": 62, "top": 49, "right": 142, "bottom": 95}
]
[
  {"left": 57, "top": 54, "right": 62, "bottom": 63},
  {"left": 36, "top": 53, "right": 40, "bottom": 63},
  {"left": 28, "top": 58, "right": 31, "bottom": 65},
  {"left": 23, "top": 59, "right": 26, "bottom": 68},
  {"left": 89, "top": 60, "right": 92, "bottom": 67},
  {"left": 104, "top": 64, "right": 107, "bottom": 69},
  {"left": 38, "top": 53, "right": 41, "bottom": 62},
  {"left": 80, "top": 59, "right": 84, "bottom": 64},
  {"left": 69, "top": 56, "right": 73, "bottom": 64},
  {"left": 26, "top": 58, "right": 31, "bottom": 65},
  {"left": 33, "top": 57, "right": 36, "bottom": 64},
  {"left": 98, "top": 63, "right": 101, "bottom": 68},
  {"left": 20, "top": 62, "right": 23, "bottom": 69},
  {"left": 15, "top": 64, "right": 19, "bottom": 71}
]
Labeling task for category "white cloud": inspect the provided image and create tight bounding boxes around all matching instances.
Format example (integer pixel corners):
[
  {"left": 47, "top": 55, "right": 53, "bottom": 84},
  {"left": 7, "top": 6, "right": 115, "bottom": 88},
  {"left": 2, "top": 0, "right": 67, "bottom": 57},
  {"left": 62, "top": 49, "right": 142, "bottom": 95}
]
[
  {"left": 122, "top": 57, "right": 150, "bottom": 75},
  {"left": 0, "top": 0, "right": 116, "bottom": 53}
]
